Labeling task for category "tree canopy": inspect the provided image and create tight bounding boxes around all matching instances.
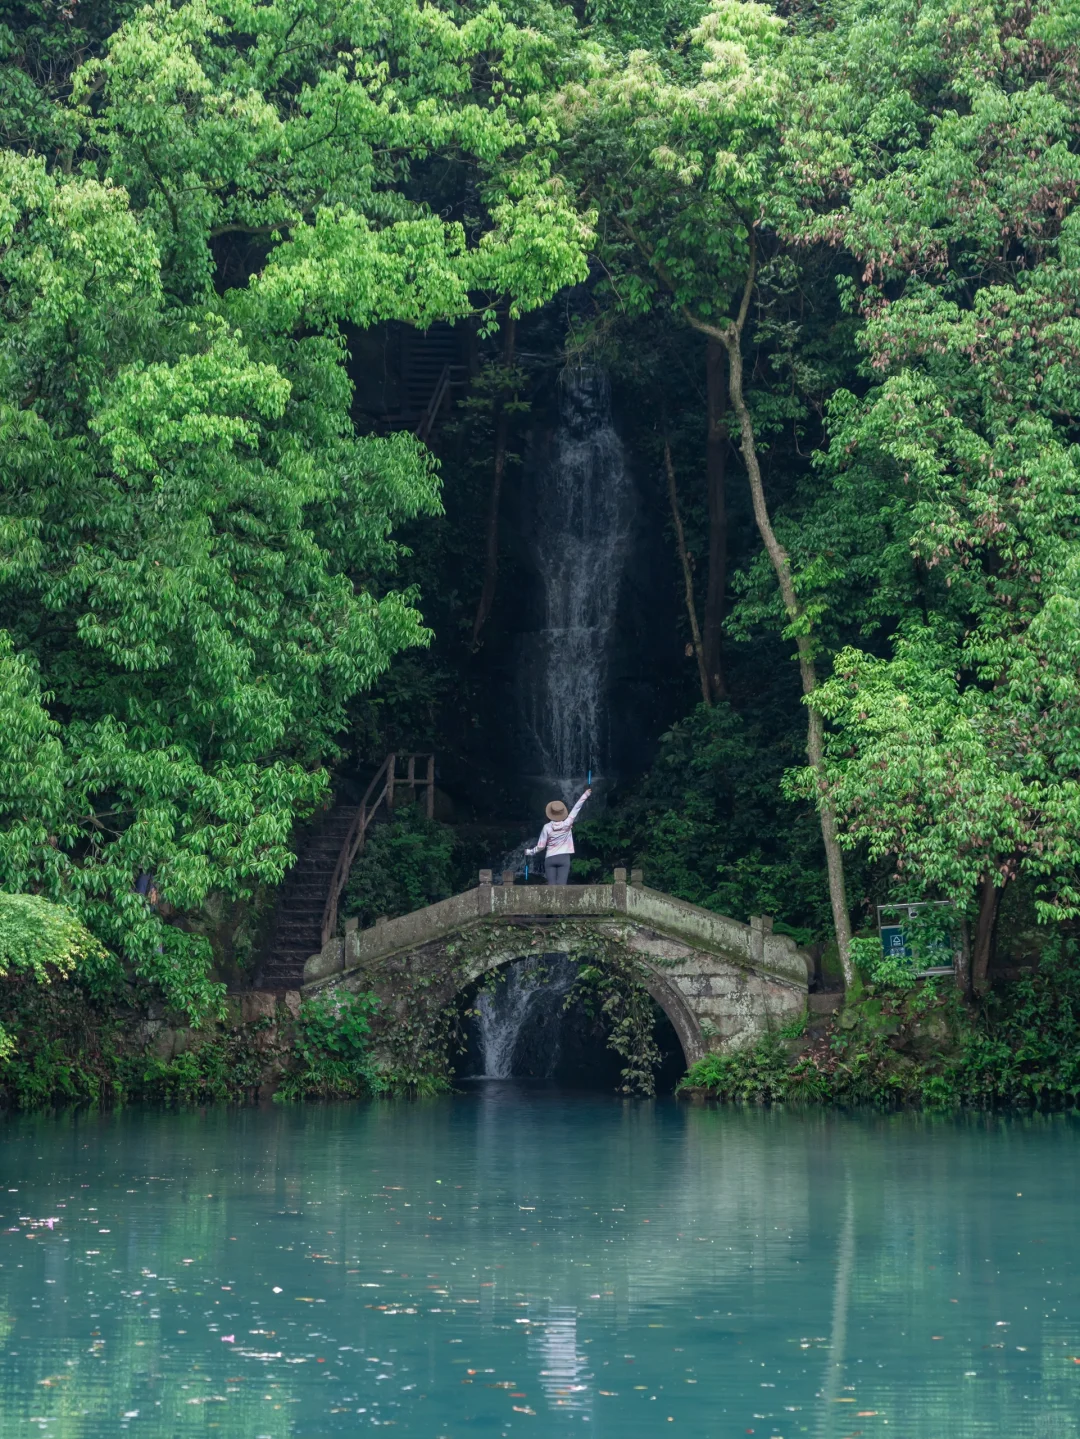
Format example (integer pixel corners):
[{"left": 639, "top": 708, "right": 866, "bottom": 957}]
[
  {"left": 4, "top": 0, "right": 1080, "bottom": 1012},
  {"left": 0, "top": 0, "right": 591, "bottom": 1017}
]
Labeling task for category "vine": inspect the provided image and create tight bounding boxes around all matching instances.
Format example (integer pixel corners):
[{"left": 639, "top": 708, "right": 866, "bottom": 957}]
[{"left": 347, "top": 948, "right": 474, "bottom": 1097}]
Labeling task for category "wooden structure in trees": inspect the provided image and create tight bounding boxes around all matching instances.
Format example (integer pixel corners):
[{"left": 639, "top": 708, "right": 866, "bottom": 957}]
[
  {"left": 320, "top": 753, "right": 435, "bottom": 946},
  {"left": 258, "top": 753, "right": 435, "bottom": 988}
]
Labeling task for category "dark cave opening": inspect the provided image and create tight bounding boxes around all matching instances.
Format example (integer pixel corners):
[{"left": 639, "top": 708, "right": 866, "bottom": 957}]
[{"left": 453, "top": 955, "right": 687, "bottom": 1094}]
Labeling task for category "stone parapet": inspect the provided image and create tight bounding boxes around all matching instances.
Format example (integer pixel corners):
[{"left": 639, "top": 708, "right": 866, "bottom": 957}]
[{"left": 304, "top": 882, "right": 810, "bottom": 991}]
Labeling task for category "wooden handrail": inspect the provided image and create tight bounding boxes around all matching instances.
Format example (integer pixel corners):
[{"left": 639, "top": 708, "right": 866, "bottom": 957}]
[
  {"left": 414, "top": 365, "right": 452, "bottom": 443},
  {"left": 320, "top": 752, "right": 436, "bottom": 945}
]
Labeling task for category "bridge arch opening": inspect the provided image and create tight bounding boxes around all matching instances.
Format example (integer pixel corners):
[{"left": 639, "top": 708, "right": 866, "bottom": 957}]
[{"left": 452, "top": 953, "right": 689, "bottom": 1094}]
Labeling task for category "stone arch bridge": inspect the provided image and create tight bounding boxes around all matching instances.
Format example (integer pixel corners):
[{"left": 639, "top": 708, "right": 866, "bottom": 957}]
[{"left": 303, "top": 870, "right": 812, "bottom": 1066}]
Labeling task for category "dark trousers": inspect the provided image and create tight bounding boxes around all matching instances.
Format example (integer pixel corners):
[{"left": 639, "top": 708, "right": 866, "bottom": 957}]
[{"left": 546, "top": 855, "right": 572, "bottom": 885}]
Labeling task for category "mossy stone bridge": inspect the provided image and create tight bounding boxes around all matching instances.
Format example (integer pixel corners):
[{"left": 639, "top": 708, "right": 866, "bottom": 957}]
[{"left": 303, "top": 870, "right": 812, "bottom": 1064}]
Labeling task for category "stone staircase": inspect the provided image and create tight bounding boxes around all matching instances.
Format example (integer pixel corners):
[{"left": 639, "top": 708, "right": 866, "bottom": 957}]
[
  {"left": 257, "top": 753, "right": 436, "bottom": 990},
  {"left": 257, "top": 805, "right": 359, "bottom": 990}
]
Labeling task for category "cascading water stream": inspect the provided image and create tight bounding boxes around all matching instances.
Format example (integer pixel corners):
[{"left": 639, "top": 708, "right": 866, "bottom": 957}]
[
  {"left": 476, "top": 374, "right": 632, "bottom": 1072},
  {"left": 475, "top": 957, "right": 578, "bottom": 1078},
  {"left": 519, "top": 368, "right": 633, "bottom": 801}
]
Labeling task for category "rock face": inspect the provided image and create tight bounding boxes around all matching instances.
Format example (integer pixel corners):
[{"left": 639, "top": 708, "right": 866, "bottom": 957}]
[
  {"left": 304, "top": 879, "right": 811, "bottom": 1063},
  {"left": 448, "top": 370, "right": 683, "bottom": 819}
]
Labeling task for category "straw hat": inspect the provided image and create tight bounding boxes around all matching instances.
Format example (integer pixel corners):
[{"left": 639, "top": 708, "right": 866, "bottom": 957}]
[{"left": 545, "top": 800, "right": 569, "bottom": 821}]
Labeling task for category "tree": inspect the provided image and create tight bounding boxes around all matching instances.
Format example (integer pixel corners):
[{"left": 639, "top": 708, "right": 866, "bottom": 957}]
[
  {"left": 0, "top": 891, "right": 106, "bottom": 1062},
  {"left": 782, "top": 0, "right": 1080, "bottom": 989},
  {"left": 0, "top": 0, "right": 592, "bottom": 1017},
  {"left": 554, "top": 0, "right": 857, "bottom": 981}
]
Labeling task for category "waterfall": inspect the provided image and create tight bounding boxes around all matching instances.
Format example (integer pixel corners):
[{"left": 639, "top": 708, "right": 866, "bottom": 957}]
[
  {"left": 476, "top": 957, "right": 578, "bottom": 1078},
  {"left": 519, "top": 368, "right": 633, "bottom": 800}
]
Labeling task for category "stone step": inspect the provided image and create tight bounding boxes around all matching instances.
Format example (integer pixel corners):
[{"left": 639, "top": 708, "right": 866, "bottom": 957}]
[
  {"left": 808, "top": 992, "right": 843, "bottom": 1015},
  {"left": 256, "top": 792, "right": 389, "bottom": 986}
]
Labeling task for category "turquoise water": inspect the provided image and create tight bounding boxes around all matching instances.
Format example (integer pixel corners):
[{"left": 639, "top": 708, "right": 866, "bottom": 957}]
[{"left": 1, "top": 1089, "right": 1078, "bottom": 1438}]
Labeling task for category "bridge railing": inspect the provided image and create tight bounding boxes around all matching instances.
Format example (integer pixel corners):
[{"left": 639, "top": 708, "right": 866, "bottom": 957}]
[{"left": 307, "top": 867, "right": 810, "bottom": 992}]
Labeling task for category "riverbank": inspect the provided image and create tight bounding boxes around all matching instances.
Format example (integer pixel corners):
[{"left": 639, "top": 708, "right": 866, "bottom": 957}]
[
  {"left": 2, "top": 941, "right": 1079, "bottom": 1111},
  {"left": 681, "top": 940, "right": 1080, "bottom": 1109}
]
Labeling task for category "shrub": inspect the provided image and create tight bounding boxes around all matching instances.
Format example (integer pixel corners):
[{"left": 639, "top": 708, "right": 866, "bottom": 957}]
[
  {"left": 276, "top": 990, "right": 381, "bottom": 1100},
  {"left": 139, "top": 1025, "right": 271, "bottom": 1105},
  {"left": 342, "top": 803, "right": 455, "bottom": 929}
]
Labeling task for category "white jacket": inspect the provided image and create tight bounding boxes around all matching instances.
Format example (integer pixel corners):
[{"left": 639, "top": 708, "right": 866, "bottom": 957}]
[{"left": 526, "top": 790, "right": 591, "bottom": 859}]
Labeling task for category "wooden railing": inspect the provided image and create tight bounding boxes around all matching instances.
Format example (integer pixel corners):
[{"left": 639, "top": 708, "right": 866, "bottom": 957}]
[
  {"left": 320, "top": 752, "right": 436, "bottom": 946},
  {"left": 414, "top": 365, "right": 462, "bottom": 443}
]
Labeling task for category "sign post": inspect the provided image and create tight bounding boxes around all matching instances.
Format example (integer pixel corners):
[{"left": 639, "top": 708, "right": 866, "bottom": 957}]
[{"left": 876, "top": 902, "right": 958, "bottom": 978}]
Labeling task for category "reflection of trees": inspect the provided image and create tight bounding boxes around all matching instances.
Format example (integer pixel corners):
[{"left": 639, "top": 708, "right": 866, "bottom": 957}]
[
  {"left": 807, "top": 1113, "right": 1080, "bottom": 1439},
  {"left": 0, "top": 1108, "right": 307, "bottom": 1439},
  {"left": 459, "top": 1097, "right": 816, "bottom": 1306}
]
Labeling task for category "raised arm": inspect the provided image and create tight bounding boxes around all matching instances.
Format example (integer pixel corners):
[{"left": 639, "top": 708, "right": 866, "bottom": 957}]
[{"left": 566, "top": 787, "right": 592, "bottom": 824}]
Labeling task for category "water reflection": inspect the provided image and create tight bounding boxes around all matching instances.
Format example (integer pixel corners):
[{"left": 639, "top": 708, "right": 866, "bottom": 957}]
[
  {"left": 815, "top": 1174, "right": 854, "bottom": 1439},
  {"left": 0, "top": 1097, "right": 1077, "bottom": 1436}
]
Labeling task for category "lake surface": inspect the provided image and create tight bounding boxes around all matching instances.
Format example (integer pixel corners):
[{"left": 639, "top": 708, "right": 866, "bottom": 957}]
[{"left": 1, "top": 1089, "right": 1078, "bottom": 1438}]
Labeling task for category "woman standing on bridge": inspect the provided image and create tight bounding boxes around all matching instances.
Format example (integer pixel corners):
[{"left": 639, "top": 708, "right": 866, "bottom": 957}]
[{"left": 525, "top": 788, "right": 591, "bottom": 884}]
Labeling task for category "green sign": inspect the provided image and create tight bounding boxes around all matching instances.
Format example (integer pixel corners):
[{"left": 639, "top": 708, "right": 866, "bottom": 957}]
[
  {"left": 880, "top": 924, "right": 911, "bottom": 959},
  {"left": 877, "top": 903, "right": 956, "bottom": 975}
]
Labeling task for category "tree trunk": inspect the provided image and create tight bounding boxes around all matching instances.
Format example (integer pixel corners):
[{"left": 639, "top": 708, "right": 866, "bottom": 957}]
[
  {"left": 971, "top": 875, "right": 1003, "bottom": 995},
  {"left": 471, "top": 315, "right": 516, "bottom": 647},
  {"left": 957, "top": 914, "right": 972, "bottom": 997},
  {"left": 684, "top": 242, "right": 855, "bottom": 988},
  {"left": 703, "top": 338, "right": 728, "bottom": 700},
  {"left": 664, "top": 439, "right": 711, "bottom": 706}
]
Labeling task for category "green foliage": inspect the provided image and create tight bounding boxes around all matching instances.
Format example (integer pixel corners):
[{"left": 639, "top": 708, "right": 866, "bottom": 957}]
[
  {"left": 342, "top": 803, "right": 456, "bottom": 930},
  {"left": 586, "top": 0, "right": 714, "bottom": 51},
  {"left": 683, "top": 940, "right": 1080, "bottom": 1109},
  {"left": 276, "top": 990, "right": 380, "bottom": 1101},
  {"left": 0, "top": 894, "right": 106, "bottom": 985},
  {"left": 777, "top": 1009, "right": 807, "bottom": 1040},
  {"left": 555, "top": 0, "right": 784, "bottom": 327},
  {"left": 779, "top": 0, "right": 1080, "bottom": 943},
  {"left": 809, "top": 623, "right": 1080, "bottom": 924},
  {"left": 681, "top": 1035, "right": 826, "bottom": 1103},
  {"left": 568, "top": 958, "right": 663, "bottom": 1096},
  {"left": 0, "top": 970, "right": 128, "bottom": 1107},
  {"left": 0, "top": 0, "right": 592, "bottom": 1024},
  {"left": 851, "top": 905, "right": 960, "bottom": 990},
  {"left": 0, "top": 893, "right": 109, "bottom": 1062},
  {"left": 577, "top": 702, "right": 835, "bottom": 936},
  {"left": 7, "top": 0, "right": 1080, "bottom": 1027},
  {"left": 138, "top": 1025, "right": 271, "bottom": 1106},
  {"left": 958, "top": 940, "right": 1080, "bottom": 1107},
  {"left": 850, "top": 935, "right": 918, "bottom": 991}
]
